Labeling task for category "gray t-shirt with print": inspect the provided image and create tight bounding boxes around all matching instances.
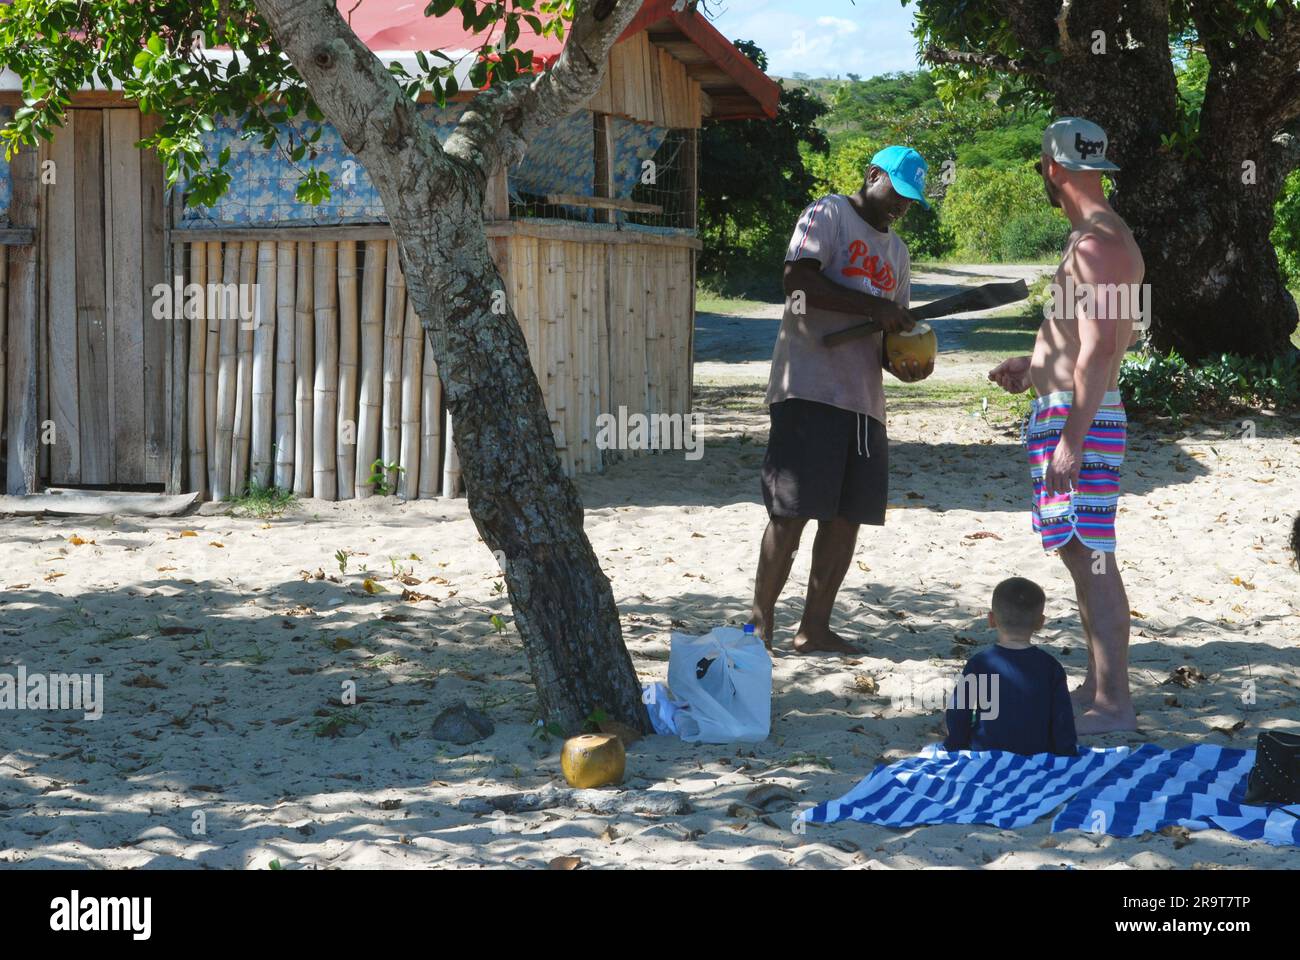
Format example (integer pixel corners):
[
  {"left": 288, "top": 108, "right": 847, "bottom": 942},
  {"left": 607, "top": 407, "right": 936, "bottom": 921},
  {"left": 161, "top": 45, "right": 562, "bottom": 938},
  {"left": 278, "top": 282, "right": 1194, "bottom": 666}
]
[{"left": 765, "top": 193, "right": 912, "bottom": 423}]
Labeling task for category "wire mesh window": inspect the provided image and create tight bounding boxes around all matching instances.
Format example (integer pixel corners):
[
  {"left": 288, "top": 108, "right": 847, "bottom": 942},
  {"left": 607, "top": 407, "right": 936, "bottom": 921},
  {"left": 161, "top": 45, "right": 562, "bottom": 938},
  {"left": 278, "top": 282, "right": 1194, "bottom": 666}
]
[
  {"left": 624, "top": 128, "right": 695, "bottom": 231},
  {"left": 507, "top": 112, "right": 696, "bottom": 232}
]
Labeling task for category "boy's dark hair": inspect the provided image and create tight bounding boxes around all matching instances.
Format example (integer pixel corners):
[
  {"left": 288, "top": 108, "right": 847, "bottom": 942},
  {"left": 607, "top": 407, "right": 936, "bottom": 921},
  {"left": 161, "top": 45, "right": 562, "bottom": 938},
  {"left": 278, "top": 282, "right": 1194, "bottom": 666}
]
[{"left": 992, "top": 577, "right": 1046, "bottom": 634}]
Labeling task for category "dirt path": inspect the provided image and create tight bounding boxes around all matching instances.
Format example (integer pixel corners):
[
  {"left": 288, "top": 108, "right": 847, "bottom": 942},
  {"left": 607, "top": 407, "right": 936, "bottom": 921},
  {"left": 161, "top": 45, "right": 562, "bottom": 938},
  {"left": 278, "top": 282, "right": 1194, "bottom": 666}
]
[{"left": 695, "top": 262, "right": 1053, "bottom": 386}]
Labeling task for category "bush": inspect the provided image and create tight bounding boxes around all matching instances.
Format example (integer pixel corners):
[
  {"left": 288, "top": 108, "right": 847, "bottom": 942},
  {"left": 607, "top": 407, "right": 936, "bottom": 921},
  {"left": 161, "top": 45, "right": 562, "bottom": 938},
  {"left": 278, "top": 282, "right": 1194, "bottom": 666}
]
[
  {"left": 1119, "top": 350, "right": 1198, "bottom": 418},
  {"left": 940, "top": 163, "right": 1066, "bottom": 261},
  {"left": 1119, "top": 348, "right": 1300, "bottom": 419},
  {"left": 1270, "top": 169, "right": 1300, "bottom": 287},
  {"left": 999, "top": 209, "right": 1070, "bottom": 261}
]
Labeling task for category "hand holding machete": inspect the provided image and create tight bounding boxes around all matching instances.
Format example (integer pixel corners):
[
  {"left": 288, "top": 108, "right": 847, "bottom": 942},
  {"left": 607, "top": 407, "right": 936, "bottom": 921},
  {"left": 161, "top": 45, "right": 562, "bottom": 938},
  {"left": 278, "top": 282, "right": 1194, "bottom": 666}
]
[{"left": 823, "top": 279, "right": 1030, "bottom": 348}]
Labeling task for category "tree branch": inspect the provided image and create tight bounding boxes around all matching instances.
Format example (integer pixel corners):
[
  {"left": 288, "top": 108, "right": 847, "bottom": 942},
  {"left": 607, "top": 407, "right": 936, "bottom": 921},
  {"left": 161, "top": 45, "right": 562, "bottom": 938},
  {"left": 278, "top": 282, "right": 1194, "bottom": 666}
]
[
  {"left": 922, "top": 45, "right": 1040, "bottom": 74},
  {"left": 445, "top": 0, "right": 646, "bottom": 179},
  {"left": 251, "top": 0, "right": 450, "bottom": 205},
  {"left": 1192, "top": 0, "right": 1300, "bottom": 160}
]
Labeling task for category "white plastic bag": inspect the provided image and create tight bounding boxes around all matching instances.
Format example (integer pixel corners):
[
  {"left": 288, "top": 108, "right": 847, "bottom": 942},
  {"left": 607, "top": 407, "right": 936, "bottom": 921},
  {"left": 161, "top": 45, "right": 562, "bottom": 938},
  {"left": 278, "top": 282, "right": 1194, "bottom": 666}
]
[{"left": 667, "top": 626, "right": 772, "bottom": 743}]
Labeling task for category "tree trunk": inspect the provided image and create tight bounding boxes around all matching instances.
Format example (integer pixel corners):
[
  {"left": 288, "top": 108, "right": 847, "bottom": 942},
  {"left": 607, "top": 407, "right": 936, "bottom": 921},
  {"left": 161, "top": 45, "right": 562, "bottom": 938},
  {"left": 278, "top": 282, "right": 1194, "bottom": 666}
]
[
  {"left": 1124, "top": 170, "right": 1298, "bottom": 360},
  {"left": 969, "top": 1, "right": 1300, "bottom": 360},
  {"left": 254, "top": 0, "right": 652, "bottom": 733},
  {"left": 403, "top": 183, "right": 649, "bottom": 732}
]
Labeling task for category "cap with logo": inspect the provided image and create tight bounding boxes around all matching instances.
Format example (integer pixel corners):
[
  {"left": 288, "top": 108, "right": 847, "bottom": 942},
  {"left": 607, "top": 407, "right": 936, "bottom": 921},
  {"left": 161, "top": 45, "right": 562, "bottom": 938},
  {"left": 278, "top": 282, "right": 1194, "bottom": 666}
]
[
  {"left": 1042, "top": 117, "right": 1120, "bottom": 171},
  {"left": 870, "top": 145, "right": 930, "bottom": 210}
]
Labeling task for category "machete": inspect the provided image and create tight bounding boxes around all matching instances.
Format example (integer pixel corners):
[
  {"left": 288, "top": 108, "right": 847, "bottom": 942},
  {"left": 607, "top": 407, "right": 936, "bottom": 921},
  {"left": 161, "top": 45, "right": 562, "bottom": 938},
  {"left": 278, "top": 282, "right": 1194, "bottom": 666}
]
[{"left": 822, "top": 279, "right": 1030, "bottom": 347}]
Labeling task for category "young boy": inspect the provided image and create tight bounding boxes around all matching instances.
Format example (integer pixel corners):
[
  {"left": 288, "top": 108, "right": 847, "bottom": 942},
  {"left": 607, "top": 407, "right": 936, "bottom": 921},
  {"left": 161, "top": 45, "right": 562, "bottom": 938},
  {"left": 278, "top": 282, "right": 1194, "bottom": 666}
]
[{"left": 944, "top": 577, "right": 1077, "bottom": 756}]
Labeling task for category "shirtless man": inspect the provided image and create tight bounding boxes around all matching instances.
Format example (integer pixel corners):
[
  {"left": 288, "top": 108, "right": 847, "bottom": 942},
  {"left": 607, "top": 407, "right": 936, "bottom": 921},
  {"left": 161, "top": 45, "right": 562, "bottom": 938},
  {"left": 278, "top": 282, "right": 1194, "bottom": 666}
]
[
  {"left": 751, "top": 146, "right": 933, "bottom": 655},
  {"left": 988, "top": 118, "right": 1144, "bottom": 734}
]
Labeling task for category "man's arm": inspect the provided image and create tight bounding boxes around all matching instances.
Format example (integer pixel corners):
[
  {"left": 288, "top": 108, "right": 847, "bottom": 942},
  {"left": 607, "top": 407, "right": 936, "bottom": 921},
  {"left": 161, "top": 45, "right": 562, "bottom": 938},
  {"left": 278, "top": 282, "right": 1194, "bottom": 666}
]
[
  {"left": 784, "top": 259, "right": 914, "bottom": 334},
  {"left": 1046, "top": 236, "right": 1121, "bottom": 495}
]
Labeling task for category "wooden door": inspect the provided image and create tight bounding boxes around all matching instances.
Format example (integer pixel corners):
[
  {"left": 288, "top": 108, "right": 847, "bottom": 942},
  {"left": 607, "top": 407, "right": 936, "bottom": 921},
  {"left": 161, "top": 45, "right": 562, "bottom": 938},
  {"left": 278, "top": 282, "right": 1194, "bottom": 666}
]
[{"left": 43, "top": 108, "right": 168, "bottom": 486}]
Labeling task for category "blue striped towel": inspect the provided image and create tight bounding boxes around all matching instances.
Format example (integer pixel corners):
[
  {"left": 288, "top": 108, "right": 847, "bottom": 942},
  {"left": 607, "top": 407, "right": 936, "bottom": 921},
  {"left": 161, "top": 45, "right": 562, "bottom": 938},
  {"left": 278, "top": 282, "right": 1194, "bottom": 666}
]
[
  {"left": 1051, "top": 743, "right": 1300, "bottom": 846},
  {"left": 800, "top": 744, "right": 1131, "bottom": 829},
  {"left": 801, "top": 743, "right": 1300, "bottom": 846}
]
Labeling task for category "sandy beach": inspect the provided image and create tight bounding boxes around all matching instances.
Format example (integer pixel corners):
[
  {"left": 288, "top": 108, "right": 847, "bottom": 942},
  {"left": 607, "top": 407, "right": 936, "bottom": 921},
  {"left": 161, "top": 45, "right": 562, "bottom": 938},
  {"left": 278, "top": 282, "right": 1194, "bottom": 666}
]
[{"left": 2, "top": 266, "right": 1297, "bottom": 869}]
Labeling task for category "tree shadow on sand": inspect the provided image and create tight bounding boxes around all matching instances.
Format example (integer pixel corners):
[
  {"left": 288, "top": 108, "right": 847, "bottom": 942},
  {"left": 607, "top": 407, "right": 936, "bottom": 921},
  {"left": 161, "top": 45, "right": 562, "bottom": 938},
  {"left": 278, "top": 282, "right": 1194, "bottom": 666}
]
[
  {"left": 2, "top": 573, "right": 1293, "bottom": 868},
  {"left": 574, "top": 414, "right": 1210, "bottom": 513}
]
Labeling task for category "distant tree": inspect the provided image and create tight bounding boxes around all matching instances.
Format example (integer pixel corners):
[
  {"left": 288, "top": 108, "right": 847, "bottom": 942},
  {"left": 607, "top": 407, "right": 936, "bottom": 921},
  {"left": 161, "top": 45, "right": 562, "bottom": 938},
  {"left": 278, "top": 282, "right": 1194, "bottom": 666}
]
[
  {"left": 697, "top": 40, "right": 829, "bottom": 288},
  {"left": 912, "top": 0, "right": 1300, "bottom": 361}
]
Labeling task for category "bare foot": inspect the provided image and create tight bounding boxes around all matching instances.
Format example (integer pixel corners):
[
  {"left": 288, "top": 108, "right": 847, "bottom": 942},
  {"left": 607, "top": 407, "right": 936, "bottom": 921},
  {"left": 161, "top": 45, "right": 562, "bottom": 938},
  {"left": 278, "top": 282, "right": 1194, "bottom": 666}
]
[
  {"left": 1074, "top": 705, "right": 1138, "bottom": 735},
  {"left": 793, "top": 626, "right": 862, "bottom": 656},
  {"left": 1069, "top": 682, "right": 1096, "bottom": 712}
]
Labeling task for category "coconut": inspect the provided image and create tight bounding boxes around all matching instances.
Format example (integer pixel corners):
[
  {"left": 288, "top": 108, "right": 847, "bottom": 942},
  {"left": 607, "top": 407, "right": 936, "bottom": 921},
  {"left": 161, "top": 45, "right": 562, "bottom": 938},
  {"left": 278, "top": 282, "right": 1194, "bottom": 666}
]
[
  {"left": 884, "top": 321, "right": 938, "bottom": 372},
  {"left": 561, "top": 733, "right": 626, "bottom": 789}
]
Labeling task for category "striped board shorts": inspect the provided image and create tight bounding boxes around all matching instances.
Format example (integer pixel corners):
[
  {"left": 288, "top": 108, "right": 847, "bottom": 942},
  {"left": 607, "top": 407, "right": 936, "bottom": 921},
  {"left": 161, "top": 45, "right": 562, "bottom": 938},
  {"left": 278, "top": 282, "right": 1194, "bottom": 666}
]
[{"left": 1024, "top": 389, "right": 1126, "bottom": 553}]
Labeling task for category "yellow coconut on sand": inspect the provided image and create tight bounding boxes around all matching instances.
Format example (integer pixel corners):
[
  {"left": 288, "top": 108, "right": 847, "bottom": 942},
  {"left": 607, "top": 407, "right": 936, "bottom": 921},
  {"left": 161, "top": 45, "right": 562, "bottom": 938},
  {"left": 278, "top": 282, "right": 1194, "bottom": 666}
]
[
  {"left": 884, "top": 322, "right": 938, "bottom": 372},
  {"left": 561, "top": 733, "right": 626, "bottom": 789}
]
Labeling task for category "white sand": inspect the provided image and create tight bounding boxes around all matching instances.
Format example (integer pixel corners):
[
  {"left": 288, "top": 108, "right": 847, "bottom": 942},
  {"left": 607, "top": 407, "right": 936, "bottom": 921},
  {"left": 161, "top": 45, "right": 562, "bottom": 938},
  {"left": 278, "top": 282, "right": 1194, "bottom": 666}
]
[{"left": 2, "top": 277, "right": 1297, "bottom": 869}]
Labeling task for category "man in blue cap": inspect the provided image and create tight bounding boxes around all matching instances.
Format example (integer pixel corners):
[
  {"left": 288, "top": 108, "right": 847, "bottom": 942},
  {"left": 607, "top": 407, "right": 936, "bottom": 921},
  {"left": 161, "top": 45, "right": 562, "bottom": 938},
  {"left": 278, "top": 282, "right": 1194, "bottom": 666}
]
[{"left": 750, "top": 146, "right": 933, "bottom": 655}]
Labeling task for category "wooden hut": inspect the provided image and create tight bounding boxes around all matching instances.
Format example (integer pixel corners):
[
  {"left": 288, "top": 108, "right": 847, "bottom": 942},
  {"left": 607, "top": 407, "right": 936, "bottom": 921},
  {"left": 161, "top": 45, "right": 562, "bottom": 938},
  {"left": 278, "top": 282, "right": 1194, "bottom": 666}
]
[{"left": 0, "top": 1, "right": 778, "bottom": 499}]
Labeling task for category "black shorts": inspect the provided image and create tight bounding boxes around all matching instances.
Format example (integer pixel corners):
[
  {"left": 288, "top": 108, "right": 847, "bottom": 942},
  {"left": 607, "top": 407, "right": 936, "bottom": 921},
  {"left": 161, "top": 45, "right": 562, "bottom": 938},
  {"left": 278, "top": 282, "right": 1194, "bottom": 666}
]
[{"left": 761, "top": 398, "right": 888, "bottom": 525}]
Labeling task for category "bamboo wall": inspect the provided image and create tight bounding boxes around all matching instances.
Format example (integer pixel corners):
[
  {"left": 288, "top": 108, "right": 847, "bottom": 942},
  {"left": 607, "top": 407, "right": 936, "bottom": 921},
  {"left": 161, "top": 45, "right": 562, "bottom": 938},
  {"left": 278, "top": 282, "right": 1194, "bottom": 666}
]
[
  {"left": 491, "top": 231, "right": 696, "bottom": 477},
  {"left": 177, "top": 229, "right": 695, "bottom": 501},
  {"left": 588, "top": 31, "right": 702, "bottom": 128}
]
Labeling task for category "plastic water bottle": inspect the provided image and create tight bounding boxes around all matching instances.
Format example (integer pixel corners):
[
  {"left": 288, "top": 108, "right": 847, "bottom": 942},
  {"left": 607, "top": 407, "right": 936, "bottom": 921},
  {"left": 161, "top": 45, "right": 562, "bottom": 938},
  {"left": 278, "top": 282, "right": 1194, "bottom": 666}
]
[{"left": 743, "top": 623, "right": 756, "bottom": 638}]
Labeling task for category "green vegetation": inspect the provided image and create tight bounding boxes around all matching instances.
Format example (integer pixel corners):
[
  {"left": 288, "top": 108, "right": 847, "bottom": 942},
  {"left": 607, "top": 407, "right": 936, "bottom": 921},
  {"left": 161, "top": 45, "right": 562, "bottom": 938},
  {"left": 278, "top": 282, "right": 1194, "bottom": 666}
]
[
  {"left": 701, "top": 49, "right": 1300, "bottom": 296},
  {"left": 1271, "top": 170, "right": 1300, "bottom": 287},
  {"left": 697, "top": 41, "right": 829, "bottom": 301},
  {"left": 227, "top": 482, "right": 296, "bottom": 519},
  {"left": 696, "top": 290, "right": 776, "bottom": 314},
  {"left": 367, "top": 459, "right": 404, "bottom": 496},
  {"left": 802, "top": 71, "right": 1056, "bottom": 262},
  {"left": 698, "top": 63, "right": 1067, "bottom": 300},
  {"left": 1120, "top": 349, "right": 1300, "bottom": 420}
]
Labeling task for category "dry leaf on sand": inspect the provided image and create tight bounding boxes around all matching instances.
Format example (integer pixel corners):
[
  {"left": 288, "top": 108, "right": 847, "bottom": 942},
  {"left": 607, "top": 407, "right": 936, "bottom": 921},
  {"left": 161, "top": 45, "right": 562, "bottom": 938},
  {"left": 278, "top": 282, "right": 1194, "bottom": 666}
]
[{"left": 853, "top": 674, "right": 880, "bottom": 695}]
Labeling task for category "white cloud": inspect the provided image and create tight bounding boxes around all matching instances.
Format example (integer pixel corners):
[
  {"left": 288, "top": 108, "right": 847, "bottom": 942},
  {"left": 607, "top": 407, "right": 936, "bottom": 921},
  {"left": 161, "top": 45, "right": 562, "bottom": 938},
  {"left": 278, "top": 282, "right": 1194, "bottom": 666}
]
[
  {"left": 709, "top": 0, "right": 921, "bottom": 79},
  {"left": 814, "top": 16, "right": 859, "bottom": 34}
]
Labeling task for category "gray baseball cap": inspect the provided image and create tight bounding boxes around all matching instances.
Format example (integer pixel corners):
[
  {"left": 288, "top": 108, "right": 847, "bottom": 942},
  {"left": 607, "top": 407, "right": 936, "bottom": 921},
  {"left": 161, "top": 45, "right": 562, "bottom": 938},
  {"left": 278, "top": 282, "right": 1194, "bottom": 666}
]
[{"left": 1042, "top": 117, "right": 1120, "bottom": 171}]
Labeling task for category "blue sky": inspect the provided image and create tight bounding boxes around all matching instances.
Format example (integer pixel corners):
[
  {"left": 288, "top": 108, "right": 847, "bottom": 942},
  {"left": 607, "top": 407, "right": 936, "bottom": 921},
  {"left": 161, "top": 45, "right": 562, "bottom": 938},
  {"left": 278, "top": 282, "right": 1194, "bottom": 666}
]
[{"left": 706, "top": 0, "right": 922, "bottom": 79}]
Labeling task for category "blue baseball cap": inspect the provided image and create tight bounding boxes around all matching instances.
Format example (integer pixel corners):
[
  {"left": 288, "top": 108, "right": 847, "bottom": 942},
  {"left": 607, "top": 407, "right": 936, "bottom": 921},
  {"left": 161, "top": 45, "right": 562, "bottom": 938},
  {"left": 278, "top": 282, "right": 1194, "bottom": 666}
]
[{"left": 870, "top": 145, "right": 930, "bottom": 210}]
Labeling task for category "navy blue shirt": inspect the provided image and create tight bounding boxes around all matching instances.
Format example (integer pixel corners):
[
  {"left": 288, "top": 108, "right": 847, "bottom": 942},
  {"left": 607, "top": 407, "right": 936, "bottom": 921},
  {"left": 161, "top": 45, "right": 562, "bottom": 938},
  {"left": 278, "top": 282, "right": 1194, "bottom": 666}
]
[{"left": 943, "top": 644, "right": 1077, "bottom": 756}]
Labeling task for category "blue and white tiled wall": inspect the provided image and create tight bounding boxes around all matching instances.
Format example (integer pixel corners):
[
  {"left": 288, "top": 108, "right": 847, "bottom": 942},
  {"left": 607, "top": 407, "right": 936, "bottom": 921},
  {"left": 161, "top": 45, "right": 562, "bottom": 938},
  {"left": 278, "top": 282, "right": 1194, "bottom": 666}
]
[
  {"left": 0, "top": 103, "right": 674, "bottom": 229},
  {"left": 180, "top": 103, "right": 671, "bottom": 229},
  {"left": 0, "top": 107, "right": 12, "bottom": 218}
]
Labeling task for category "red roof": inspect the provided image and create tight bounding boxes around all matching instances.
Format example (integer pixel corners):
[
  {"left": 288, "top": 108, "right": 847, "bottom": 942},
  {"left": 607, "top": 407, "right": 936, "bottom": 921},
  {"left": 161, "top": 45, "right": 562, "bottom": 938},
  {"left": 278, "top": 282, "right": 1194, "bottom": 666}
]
[{"left": 341, "top": 0, "right": 778, "bottom": 119}]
